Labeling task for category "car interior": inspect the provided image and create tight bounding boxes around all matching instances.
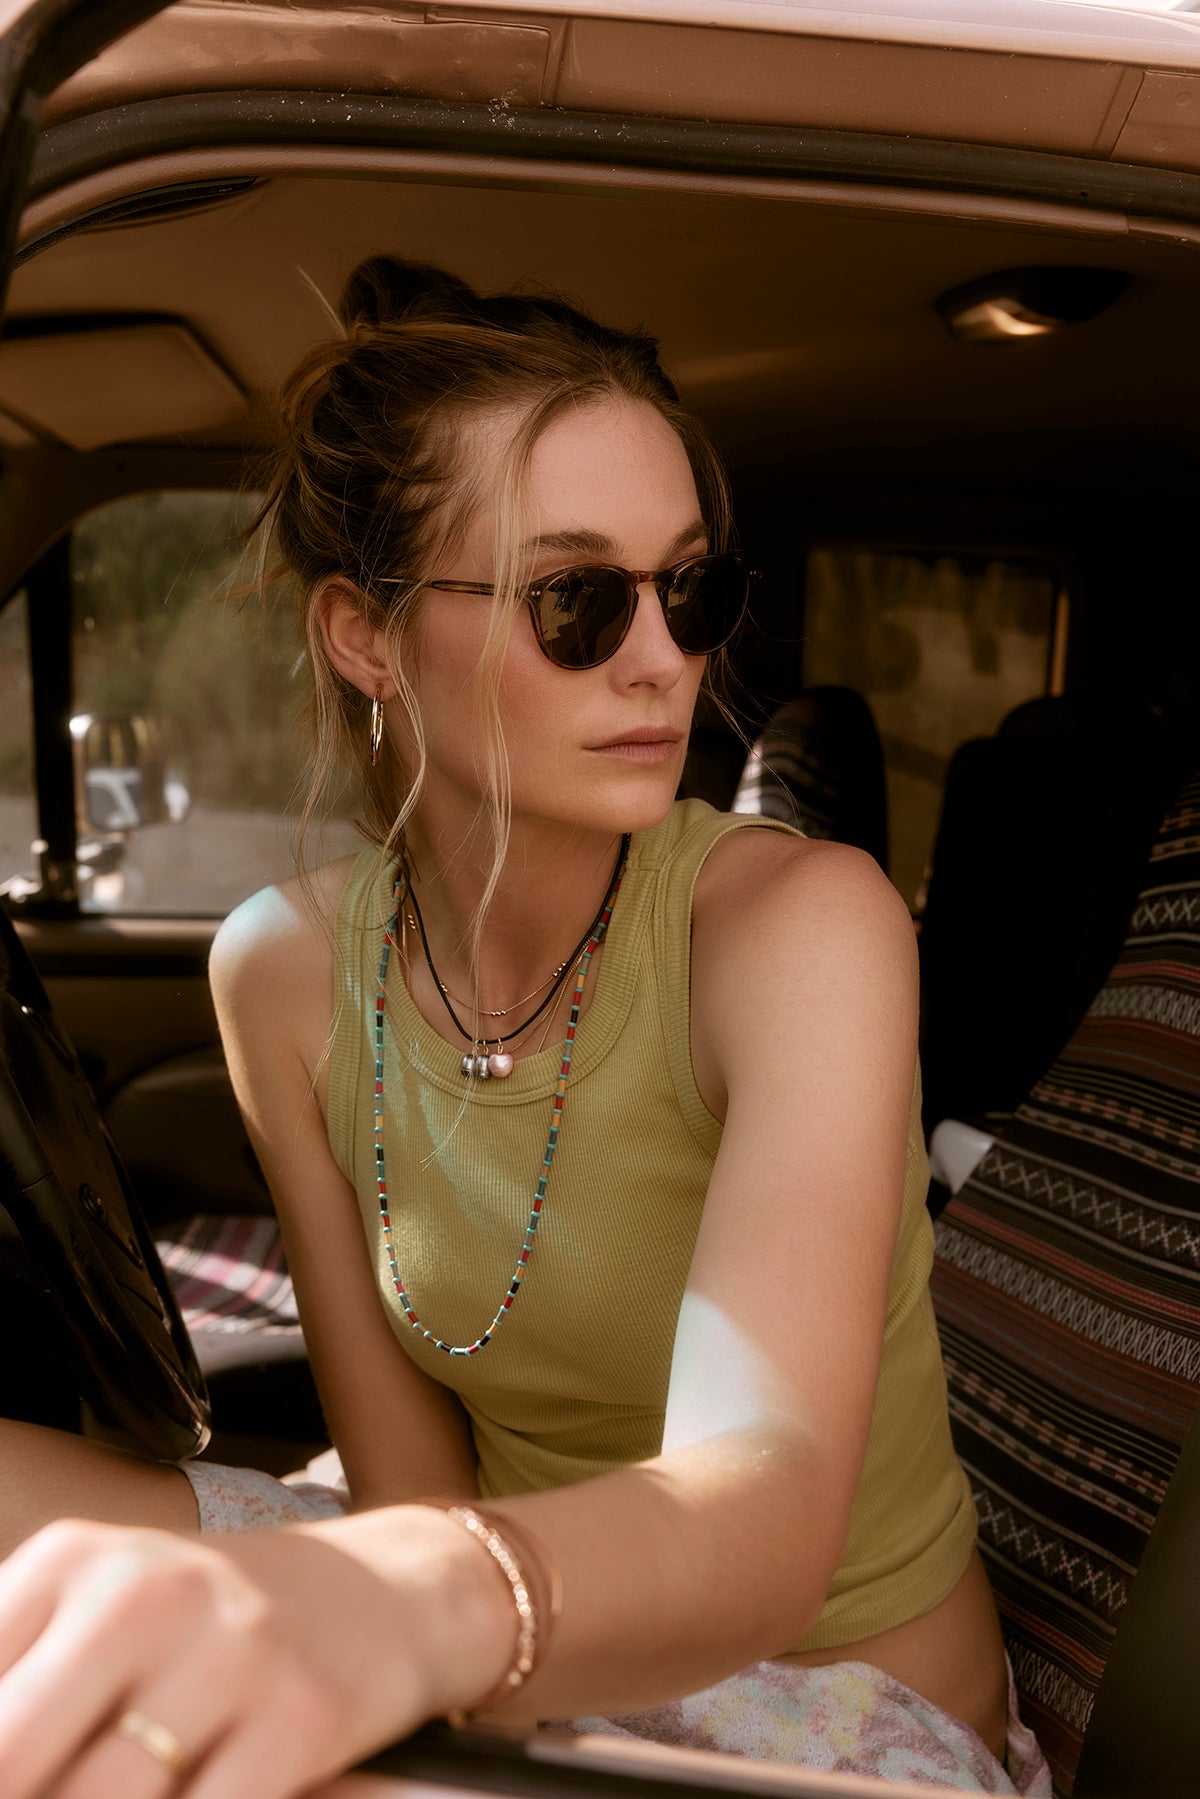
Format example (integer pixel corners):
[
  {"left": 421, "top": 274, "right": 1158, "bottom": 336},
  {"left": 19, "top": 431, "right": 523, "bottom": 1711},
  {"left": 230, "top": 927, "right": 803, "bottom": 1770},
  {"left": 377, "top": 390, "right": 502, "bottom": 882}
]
[{"left": 2, "top": 2, "right": 1200, "bottom": 1795}]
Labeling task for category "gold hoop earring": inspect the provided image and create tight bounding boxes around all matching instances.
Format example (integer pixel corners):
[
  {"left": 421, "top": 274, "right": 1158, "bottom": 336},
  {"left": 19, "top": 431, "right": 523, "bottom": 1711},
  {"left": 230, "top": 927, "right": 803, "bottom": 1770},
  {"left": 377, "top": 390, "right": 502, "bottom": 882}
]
[{"left": 369, "top": 690, "right": 385, "bottom": 767}]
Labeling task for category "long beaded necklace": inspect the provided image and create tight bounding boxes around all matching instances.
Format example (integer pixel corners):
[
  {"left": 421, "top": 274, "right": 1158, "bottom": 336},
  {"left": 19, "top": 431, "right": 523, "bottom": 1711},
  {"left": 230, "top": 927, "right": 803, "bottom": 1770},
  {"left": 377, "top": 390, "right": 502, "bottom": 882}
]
[{"left": 372, "top": 837, "right": 629, "bottom": 1357}]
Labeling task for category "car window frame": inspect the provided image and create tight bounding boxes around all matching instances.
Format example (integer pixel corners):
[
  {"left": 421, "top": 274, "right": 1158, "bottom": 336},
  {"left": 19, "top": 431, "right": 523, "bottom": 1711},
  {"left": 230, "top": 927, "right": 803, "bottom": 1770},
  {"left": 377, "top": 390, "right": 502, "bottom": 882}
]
[
  {"left": 0, "top": 1, "right": 177, "bottom": 321},
  {"left": 0, "top": 535, "right": 76, "bottom": 913}
]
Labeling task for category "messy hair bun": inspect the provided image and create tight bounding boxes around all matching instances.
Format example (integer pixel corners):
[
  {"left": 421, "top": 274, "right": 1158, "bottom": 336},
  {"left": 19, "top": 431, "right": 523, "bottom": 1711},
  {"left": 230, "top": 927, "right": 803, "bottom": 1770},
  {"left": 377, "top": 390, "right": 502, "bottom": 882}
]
[
  {"left": 340, "top": 254, "right": 680, "bottom": 397},
  {"left": 338, "top": 255, "right": 478, "bottom": 331}
]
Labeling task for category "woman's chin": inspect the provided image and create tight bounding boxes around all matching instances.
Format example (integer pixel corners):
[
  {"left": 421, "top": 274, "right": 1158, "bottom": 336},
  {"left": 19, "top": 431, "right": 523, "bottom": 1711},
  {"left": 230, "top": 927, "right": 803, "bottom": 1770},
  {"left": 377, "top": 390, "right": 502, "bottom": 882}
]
[
  {"left": 591, "top": 772, "right": 687, "bottom": 837},
  {"left": 508, "top": 756, "right": 690, "bottom": 841}
]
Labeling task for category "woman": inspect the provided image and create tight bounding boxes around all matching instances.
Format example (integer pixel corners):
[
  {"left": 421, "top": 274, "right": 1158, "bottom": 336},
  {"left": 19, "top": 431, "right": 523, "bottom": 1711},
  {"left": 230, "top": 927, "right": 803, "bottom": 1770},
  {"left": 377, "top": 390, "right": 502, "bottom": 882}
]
[{"left": 0, "top": 260, "right": 1047, "bottom": 1799}]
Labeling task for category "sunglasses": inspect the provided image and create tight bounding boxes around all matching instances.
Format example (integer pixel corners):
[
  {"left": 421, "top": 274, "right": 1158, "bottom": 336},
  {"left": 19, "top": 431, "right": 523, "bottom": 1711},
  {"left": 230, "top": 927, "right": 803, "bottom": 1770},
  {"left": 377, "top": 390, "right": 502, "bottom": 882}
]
[{"left": 427, "top": 551, "right": 757, "bottom": 671}]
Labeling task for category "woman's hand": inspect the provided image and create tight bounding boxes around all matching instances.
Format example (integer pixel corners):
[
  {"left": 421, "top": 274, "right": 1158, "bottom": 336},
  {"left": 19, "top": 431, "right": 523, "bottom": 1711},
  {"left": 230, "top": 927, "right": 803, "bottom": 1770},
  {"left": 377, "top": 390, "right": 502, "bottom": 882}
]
[{"left": 0, "top": 1507, "right": 510, "bottom": 1798}]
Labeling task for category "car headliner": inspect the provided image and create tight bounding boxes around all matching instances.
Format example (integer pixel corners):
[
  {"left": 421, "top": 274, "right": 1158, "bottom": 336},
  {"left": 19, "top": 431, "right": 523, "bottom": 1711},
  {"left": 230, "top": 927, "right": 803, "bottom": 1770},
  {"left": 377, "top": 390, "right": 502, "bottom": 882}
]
[{"left": 2, "top": 0, "right": 1200, "bottom": 588}]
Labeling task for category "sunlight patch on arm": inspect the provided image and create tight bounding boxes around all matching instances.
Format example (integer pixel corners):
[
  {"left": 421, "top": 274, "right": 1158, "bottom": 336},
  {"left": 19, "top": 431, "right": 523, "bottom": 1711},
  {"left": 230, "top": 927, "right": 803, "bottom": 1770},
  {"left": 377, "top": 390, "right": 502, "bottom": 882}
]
[{"left": 662, "top": 1292, "right": 795, "bottom": 1455}]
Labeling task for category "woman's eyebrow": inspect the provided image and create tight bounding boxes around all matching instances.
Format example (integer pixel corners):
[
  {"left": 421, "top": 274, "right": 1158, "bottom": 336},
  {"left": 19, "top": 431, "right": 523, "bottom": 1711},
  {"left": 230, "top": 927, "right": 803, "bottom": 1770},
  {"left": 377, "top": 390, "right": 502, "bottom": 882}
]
[
  {"left": 665, "top": 520, "right": 709, "bottom": 558},
  {"left": 520, "top": 528, "right": 613, "bottom": 558},
  {"left": 520, "top": 521, "right": 708, "bottom": 561}
]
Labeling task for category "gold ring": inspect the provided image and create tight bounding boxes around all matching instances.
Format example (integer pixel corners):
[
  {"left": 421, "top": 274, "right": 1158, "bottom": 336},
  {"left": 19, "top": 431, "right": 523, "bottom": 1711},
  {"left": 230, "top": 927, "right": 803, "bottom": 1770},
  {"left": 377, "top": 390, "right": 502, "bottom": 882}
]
[{"left": 114, "top": 1709, "right": 188, "bottom": 1777}]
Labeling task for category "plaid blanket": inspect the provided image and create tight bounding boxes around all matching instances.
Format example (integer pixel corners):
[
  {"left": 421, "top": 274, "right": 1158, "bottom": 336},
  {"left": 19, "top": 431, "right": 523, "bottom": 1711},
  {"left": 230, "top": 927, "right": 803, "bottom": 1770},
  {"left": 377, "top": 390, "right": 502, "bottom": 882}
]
[{"left": 155, "top": 1214, "right": 299, "bottom": 1336}]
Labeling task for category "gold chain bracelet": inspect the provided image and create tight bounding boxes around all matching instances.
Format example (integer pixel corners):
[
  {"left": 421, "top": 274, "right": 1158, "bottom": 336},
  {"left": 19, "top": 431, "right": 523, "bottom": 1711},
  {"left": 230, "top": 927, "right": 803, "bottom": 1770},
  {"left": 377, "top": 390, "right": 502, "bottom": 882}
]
[{"left": 443, "top": 1505, "right": 539, "bottom": 1726}]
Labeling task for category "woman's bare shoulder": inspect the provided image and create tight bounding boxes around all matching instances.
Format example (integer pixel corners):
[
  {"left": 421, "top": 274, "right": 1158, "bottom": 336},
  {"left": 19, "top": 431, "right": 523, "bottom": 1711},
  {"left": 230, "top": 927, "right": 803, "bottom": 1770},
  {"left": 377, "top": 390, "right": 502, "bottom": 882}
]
[
  {"left": 209, "top": 852, "right": 364, "bottom": 1005},
  {"left": 691, "top": 827, "right": 916, "bottom": 1039},
  {"left": 690, "top": 827, "right": 917, "bottom": 1121},
  {"left": 694, "top": 826, "right": 909, "bottom": 948}
]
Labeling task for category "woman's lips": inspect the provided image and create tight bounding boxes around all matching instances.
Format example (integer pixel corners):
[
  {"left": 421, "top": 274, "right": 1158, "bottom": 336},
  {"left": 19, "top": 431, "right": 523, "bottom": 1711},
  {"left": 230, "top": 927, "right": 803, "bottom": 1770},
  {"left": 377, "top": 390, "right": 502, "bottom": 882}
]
[{"left": 588, "top": 733, "right": 683, "bottom": 765}]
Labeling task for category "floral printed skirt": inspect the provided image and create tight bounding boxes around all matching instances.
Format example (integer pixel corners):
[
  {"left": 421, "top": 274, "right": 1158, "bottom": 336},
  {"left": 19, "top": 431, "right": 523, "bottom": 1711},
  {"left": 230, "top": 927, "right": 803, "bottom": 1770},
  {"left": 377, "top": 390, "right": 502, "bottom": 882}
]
[
  {"left": 182, "top": 1456, "right": 352, "bottom": 1529},
  {"left": 559, "top": 1659, "right": 1051, "bottom": 1795}
]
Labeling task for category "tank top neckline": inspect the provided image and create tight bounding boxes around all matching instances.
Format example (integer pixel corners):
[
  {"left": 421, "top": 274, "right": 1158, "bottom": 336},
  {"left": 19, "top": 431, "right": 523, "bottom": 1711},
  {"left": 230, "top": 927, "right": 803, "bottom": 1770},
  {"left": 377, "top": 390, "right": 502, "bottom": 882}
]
[{"left": 363, "top": 826, "right": 664, "bottom": 1105}]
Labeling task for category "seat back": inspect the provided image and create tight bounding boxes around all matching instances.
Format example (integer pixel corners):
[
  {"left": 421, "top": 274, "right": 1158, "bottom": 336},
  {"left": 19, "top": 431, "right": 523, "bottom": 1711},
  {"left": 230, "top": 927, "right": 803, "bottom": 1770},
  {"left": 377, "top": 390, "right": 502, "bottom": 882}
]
[
  {"left": 931, "top": 767, "right": 1200, "bottom": 1794},
  {"left": 919, "top": 690, "right": 1183, "bottom": 1136},
  {"left": 732, "top": 687, "right": 888, "bottom": 868}
]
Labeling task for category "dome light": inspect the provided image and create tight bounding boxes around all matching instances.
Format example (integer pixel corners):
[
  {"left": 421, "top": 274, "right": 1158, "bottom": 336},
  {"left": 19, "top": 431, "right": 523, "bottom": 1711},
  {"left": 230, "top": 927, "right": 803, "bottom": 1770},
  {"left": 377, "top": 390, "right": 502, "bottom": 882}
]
[{"left": 937, "top": 267, "right": 1131, "bottom": 343}]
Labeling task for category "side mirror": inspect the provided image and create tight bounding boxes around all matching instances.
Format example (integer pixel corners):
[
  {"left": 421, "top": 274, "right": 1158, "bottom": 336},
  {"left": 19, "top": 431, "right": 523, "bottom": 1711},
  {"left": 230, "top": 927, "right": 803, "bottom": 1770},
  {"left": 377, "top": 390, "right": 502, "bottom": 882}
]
[{"left": 69, "top": 712, "right": 190, "bottom": 833}]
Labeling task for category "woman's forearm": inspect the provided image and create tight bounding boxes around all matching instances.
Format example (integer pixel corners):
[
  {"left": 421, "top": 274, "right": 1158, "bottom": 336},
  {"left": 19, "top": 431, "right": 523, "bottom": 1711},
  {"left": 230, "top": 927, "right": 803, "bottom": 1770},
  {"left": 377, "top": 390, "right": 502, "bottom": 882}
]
[{"left": 297, "top": 1426, "right": 842, "bottom": 1733}]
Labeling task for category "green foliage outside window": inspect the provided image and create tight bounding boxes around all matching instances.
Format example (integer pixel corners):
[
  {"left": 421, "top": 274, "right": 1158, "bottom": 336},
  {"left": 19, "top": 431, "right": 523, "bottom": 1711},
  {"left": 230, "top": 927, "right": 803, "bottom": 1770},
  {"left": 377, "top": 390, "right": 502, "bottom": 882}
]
[
  {"left": 0, "top": 594, "right": 31, "bottom": 795},
  {"left": 72, "top": 491, "right": 310, "bottom": 814}
]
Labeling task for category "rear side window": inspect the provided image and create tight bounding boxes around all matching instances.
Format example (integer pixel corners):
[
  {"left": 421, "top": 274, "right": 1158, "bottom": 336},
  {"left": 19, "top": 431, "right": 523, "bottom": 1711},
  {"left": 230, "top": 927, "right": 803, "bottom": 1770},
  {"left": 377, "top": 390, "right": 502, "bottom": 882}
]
[
  {"left": 70, "top": 491, "right": 360, "bottom": 914},
  {"left": 803, "top": 548, "right": 1060, "bottom": 910}
]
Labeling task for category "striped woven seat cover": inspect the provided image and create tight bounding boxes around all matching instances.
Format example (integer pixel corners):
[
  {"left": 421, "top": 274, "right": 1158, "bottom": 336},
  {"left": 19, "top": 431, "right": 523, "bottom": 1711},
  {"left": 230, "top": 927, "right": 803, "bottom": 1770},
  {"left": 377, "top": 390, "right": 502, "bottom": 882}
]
[
  {"left": 930, "top": 769, "right": 1200, "bottom": 1796},
  {"left": 731, "top": 689, "right": 888, "bottom": 867},
  {"left": 733, "top": 697, "right": 840, "bottom": 834}
]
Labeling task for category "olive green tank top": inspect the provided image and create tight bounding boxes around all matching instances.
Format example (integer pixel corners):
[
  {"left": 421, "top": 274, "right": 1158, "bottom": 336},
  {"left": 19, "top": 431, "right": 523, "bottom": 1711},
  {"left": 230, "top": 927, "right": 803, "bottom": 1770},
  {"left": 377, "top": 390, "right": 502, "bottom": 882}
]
[{"left": 327, "top": 799, "right": 976, "bottom": 1650}]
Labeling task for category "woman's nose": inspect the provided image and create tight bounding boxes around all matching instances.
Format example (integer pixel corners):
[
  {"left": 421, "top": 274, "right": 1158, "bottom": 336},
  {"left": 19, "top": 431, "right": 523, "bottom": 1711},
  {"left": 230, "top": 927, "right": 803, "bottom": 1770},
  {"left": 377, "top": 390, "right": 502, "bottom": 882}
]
[{"left": 613, "top": 582, "right": 688, "bottom": 686}]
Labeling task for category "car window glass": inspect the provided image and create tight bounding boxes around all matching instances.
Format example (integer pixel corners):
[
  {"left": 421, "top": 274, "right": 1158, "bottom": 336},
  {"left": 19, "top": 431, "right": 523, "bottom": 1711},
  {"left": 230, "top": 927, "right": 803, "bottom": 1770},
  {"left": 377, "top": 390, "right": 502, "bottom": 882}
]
[
  {"left": 0, "top": 589, "right": 38, "bottom": 897},
  {"left": 804, "top": 548, "right": 1059, "bottom": 911},
  {"left": 70, "top": 491, "right": 361, "bottom": 914}
]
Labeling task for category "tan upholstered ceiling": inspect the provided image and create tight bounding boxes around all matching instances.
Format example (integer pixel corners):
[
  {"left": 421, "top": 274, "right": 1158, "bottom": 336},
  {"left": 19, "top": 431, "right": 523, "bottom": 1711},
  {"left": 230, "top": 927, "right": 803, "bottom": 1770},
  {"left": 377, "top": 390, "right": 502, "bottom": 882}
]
[
  {"left": 4, "top": 1, "right": 1200, "bottom": 585},
  {"left": 0, "top": 322, "right": 244, "bottom": 451},
  {"left": 5, "top": 165, "right": 1197, "bottom": 482}
]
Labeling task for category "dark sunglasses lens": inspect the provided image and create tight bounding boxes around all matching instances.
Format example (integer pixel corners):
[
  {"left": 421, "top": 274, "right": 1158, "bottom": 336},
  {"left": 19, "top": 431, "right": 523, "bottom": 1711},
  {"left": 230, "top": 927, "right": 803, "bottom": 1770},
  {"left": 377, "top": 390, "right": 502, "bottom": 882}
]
[
  {"left": 532, "top": 568, "right": 631, "bottom": 669},
  {"left": 665, "top": 555, "right": 749, "bottom": 653}
]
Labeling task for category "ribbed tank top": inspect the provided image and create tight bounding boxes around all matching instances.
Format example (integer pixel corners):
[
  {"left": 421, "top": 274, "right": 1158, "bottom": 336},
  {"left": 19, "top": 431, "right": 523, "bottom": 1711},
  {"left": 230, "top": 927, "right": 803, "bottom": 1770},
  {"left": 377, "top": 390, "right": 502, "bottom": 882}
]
[{"left": 327, "top": 799, "right": 976, "bottom": 1649}]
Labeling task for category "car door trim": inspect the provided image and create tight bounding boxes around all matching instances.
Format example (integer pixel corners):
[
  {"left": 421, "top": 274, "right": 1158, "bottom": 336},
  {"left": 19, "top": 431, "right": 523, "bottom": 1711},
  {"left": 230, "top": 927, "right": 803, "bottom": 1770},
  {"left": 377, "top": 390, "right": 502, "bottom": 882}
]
[{"left": 24, "top": 91, "right": 1200, "bottom": 238}]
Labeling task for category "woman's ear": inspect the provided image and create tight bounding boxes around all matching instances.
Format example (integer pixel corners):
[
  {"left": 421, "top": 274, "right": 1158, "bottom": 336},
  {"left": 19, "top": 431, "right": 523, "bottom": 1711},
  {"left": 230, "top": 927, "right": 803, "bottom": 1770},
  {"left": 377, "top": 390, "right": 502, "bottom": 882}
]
[{"left": 315, "top": 579, "right": 394, "bottom": 699}]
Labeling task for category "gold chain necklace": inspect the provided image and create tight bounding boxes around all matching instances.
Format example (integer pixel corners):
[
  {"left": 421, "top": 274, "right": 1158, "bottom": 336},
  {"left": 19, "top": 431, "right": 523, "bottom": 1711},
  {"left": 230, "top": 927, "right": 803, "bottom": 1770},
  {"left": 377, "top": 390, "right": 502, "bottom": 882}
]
[{"left": 404, "top": 846, "right": 627, "bottom": 1077}]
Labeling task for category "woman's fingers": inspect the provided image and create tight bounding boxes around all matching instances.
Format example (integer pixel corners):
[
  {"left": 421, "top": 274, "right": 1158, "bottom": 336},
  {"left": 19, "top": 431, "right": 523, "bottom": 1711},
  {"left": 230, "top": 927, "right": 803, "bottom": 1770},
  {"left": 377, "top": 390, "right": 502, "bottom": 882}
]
[
  {"left": 0, "top": 1522, "right": 66, "bottom": 1688},
  {"left": 45, "top": 1614, "right": 274, "bottom": 1799},
  {"left": 44, "top": 1708, "right": 194, "bottom": 1799},
  {"left": 0, "top": 1520, "right": 268, "bottom": 1798},
  {"left": 0, "top": 1521, "right": 148, "bottom": 1795},
  {"left": 0, "top": 1513, "right": 441, "bottom": 1797},
  {"left": 183, "top": 1656, "right": 346, "bottom": 1799}
]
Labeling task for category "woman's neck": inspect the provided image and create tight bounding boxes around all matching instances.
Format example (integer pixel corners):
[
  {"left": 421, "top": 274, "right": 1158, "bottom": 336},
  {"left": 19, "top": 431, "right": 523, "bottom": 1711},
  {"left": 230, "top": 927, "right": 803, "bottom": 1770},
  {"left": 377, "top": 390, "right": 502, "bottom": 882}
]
[{"left": 401, "top": 816, "right": 626, "bottom": 1016}]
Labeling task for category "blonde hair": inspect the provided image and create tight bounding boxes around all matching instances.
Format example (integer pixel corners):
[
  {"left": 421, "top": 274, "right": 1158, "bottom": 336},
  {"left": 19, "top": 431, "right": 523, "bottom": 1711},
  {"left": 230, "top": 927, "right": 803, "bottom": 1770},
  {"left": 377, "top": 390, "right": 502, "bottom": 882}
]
[{"left": 254, "top": 256, "right": 734, "bottom": 961}]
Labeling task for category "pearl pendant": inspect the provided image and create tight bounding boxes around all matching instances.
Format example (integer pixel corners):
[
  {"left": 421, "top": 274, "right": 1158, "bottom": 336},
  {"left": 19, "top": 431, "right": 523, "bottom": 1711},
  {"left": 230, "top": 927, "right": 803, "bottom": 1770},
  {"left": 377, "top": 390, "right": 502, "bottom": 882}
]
[{"left": 460, "top": 1049, "right": 514, "bottom": 1079}]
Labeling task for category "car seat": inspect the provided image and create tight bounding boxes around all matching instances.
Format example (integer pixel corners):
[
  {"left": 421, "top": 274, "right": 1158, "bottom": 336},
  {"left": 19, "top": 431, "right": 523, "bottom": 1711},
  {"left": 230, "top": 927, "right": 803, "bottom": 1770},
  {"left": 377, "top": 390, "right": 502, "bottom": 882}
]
[
  {"left": 918, "top": 690, "right": 1200, "bottom": 1145},
  {"left": 731, "top": 687, "right": 889, "bottom": 869},
  {"left": 930, "top": 764, "right": 1200, "bottom": 1794}
]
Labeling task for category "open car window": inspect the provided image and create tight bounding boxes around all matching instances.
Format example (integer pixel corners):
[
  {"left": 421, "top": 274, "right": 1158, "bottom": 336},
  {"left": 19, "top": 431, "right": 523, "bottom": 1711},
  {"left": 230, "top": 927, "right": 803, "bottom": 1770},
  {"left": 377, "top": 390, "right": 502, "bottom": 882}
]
[{"left": 65, "top": 490, "right": 361, "bottom": 914}]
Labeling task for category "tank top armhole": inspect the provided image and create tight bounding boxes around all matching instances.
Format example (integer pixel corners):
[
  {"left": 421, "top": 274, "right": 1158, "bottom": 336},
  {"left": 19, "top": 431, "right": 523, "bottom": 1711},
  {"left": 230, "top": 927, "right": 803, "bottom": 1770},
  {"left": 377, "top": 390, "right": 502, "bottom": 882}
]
[
  {"left": 325, "top": 847, "right": 386, "bottom": 1190},
  {"left": 650, "top": 806, "right": 803, "bottom": 1155}
]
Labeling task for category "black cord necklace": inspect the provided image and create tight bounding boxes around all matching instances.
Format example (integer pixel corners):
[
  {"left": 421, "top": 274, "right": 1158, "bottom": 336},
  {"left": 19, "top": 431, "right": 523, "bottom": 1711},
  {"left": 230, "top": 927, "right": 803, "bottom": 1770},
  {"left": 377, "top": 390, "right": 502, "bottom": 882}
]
[{"left": 403, "top": 835, "right": 631, "bottom": 1079}]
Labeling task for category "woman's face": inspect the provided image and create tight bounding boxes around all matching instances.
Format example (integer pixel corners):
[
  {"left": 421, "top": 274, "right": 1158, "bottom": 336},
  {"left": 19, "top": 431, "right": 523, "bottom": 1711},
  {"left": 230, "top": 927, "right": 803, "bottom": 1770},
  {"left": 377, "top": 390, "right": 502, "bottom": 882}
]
[{"left": 403, "top": 394, "right": 709, "bottom": 845}]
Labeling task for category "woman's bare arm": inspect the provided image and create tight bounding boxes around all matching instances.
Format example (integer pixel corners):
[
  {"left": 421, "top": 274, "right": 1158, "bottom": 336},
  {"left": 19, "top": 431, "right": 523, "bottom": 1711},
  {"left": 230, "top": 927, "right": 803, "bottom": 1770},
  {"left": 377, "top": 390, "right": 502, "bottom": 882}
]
[{"left": 210, "top": 868, "right": 478, "bottom": 1507}]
